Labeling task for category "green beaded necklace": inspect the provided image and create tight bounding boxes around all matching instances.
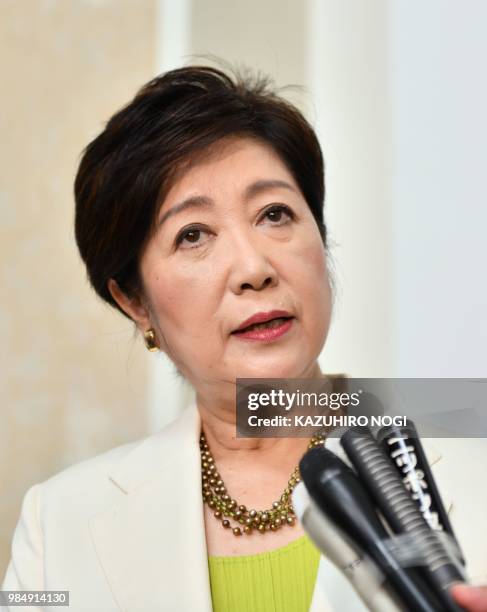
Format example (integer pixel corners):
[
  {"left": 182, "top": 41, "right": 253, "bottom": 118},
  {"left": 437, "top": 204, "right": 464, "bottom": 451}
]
[{"left": 200, "top": 431, "right": 326, "bottom": 536}]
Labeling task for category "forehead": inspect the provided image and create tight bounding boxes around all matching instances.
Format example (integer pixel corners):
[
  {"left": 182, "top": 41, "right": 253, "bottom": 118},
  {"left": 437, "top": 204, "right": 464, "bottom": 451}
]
[{"left": 162, "top": 136, "right": 297, "bottom": 201}]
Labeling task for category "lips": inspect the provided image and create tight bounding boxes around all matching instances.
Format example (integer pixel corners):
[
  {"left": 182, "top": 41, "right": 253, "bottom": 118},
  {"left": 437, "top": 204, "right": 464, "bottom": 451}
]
[{"left": 232, "top": 310, "right": 294, "bottom": 334}]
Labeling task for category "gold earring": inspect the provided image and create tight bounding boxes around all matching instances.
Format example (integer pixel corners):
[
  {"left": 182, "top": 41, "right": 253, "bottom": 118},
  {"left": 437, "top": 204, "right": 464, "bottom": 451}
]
[{"left": 144, "top": 328, "right": 159, "bottom": 352}]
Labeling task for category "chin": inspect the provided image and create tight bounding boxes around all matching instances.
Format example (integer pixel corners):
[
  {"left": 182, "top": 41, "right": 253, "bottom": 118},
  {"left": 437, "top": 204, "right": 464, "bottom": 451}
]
[{"left": 236, "top": 357, "right": 315, "bottom": 380}]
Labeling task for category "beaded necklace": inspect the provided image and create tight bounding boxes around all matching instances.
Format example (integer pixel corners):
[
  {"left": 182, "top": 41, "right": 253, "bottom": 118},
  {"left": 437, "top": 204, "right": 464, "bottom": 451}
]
[{"left": 200, "top": 431, "right": 326, "bottom": 536}]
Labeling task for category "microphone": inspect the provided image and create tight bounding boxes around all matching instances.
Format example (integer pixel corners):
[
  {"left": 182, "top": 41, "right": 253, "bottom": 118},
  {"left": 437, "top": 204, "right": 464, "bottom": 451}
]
[
  {"left": 292, "top": 481, "right": 403, "bottom": 612},
  {"left": 299, "top": 446, "right": 444, "bottom": 612},
  {"left": 341, "top": 426, "right": 465, "bottom": 612},
  {"left": 376, "top": 420, "right": 463, "bottom": 562}
]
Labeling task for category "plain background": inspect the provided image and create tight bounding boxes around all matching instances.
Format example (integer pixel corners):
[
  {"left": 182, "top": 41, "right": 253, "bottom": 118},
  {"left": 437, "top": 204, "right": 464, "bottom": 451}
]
[{"left": 1, "top": 0, "right": 486, "bottom": 578}]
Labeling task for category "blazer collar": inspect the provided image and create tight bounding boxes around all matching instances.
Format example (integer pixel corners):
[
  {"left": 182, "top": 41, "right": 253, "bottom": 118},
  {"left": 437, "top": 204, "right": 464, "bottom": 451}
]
[{"left": 107, "top": 402, "right": 201, "bottom": 494}]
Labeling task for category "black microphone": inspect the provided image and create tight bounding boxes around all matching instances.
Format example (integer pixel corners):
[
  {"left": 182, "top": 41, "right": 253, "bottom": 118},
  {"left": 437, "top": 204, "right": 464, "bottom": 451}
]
[
  {"left": 376, "top": 420, "right": 463, "bottom": 562},
  {"left": 341, "top": 426, "right": 465, "bottom": 612},
  {"left": 293, "top": 481, "right": 404, "bottom": 611},
  {"left": 299, "top": 446, "right": 444, "bottom": 612}
]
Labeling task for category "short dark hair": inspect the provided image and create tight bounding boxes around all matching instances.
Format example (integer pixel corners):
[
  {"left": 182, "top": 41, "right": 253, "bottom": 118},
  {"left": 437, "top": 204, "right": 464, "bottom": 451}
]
[{"left": 74, "top": 64, "right": 326, "bottom": 318}]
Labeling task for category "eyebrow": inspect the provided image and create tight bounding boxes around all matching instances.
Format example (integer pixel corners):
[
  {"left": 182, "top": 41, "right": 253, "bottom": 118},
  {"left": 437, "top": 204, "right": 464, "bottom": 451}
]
[{"left": 157, "top": 179, "right": 297, "bottom": 227}]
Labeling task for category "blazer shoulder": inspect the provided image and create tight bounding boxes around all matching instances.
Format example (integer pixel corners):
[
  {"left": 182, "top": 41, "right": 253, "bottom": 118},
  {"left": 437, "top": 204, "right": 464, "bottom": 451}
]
[
  {"left": 36, "top": 437, "right": 143, "bottom": 522},
  {"left": 38, "top": 403, "right": 200, "bottom": 517}
]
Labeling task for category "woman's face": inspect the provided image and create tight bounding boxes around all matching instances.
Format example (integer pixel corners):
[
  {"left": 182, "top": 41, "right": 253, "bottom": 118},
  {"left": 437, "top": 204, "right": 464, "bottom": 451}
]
[{"left": 127, "top": 137, "right": 332, "bottom": 395}]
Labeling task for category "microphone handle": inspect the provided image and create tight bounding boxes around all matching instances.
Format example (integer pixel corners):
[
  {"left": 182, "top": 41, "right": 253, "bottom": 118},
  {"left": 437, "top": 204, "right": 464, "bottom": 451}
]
[{"left": 341, "top": 427, "right": 465, "bottom": 612}]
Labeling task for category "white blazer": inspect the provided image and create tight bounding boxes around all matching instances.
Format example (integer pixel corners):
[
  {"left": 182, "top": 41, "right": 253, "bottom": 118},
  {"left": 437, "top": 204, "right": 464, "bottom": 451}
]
[{"left": 2, "top": 402, "right": 487, "bottom": 611}]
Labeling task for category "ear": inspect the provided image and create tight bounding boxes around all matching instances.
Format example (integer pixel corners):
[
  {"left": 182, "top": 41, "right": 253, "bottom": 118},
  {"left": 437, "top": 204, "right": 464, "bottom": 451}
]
[{"left": 107, "top": 278, "right": 151, "bottom": 331}]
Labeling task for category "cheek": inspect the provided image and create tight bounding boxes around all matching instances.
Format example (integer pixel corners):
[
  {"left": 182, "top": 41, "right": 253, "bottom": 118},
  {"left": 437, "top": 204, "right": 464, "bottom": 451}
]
[
  {"left": 147, "top": 267, "right": 216, "bottom": 332},
  {"left": 289, "top": 239, "right": 332, "bottom": 333},
  {"left": 309, "top": 242, "right": 328, "bottom": 277},
  {"left": 148, "top": 271, "right": 216, "bottom": 367},
  {"left": 291, "top": 238, "right": 329, "bottom": 298}
]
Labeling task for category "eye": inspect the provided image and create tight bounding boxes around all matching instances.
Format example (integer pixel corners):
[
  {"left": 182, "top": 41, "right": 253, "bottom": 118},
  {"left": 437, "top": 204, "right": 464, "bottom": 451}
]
[
  {"left": 175, "top": 225, "right": 211, "bottom": 250},
  {"left": 260, "top": 204, "right": 295, "bottom": 226}
]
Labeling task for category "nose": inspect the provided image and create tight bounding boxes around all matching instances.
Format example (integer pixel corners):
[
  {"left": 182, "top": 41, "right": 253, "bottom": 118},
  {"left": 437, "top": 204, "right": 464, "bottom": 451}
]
[{"left": 227, "top": 231, "right": 278, "bottom": 295}]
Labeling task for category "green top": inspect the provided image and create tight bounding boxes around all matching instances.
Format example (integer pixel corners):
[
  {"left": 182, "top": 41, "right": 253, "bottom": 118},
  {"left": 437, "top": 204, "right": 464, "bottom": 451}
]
[{"left": 208, "top": 535, "right": 321, "bottom": 612}]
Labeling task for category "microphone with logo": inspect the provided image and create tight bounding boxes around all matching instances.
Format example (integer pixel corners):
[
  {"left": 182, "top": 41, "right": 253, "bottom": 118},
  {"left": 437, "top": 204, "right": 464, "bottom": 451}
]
[
  {"left": 376, "top": 419, "right": 464, "bottom": 564},
  {"left": 340, "top": 426, "right": 466, "bottom": 611}
]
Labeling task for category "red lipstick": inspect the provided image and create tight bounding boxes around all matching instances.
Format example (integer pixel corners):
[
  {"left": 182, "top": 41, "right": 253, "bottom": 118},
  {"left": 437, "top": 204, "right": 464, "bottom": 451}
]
[{"left": 232, "top": 310, "right": 294, "bottom": 342}]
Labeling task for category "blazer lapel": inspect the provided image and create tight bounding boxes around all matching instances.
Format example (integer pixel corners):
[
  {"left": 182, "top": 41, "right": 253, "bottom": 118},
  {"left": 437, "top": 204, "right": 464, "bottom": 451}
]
[{"left": 89, "top": 404, "right": 213, "bottom": 612}]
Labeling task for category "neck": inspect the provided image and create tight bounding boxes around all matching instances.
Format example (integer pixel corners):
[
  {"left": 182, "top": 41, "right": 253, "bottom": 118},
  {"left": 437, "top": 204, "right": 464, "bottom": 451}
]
[{"left": 195, "top": 360, "right": 324, "bottom": 460}]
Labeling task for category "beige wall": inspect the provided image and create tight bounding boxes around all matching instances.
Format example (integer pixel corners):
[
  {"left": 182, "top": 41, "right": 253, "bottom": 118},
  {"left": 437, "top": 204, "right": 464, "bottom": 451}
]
[
  {"left": 0, "top": 0, "right": 156, "bottom": 578},
  {"left": 191, "top": 0, "right": 306, "bottom": 94}
]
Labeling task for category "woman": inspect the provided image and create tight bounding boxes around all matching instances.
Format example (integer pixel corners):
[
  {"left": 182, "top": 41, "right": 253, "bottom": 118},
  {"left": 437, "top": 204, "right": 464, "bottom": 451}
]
[{"left": 2, "top": 65, "right": 486, "bottom": 611}]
